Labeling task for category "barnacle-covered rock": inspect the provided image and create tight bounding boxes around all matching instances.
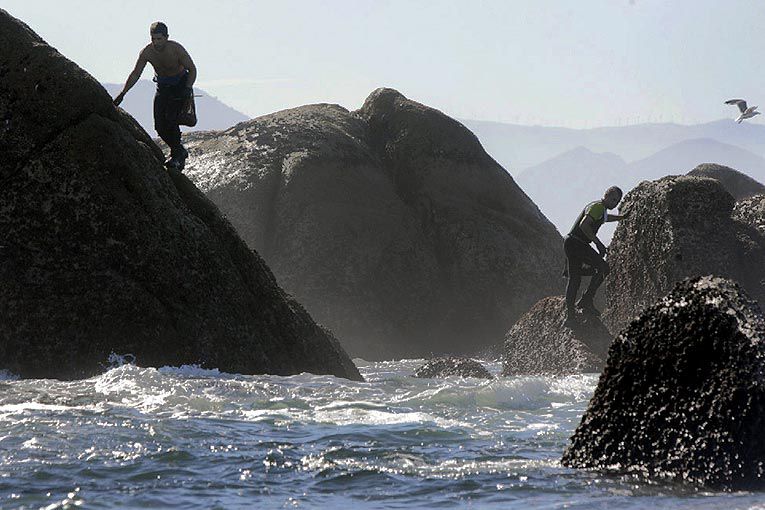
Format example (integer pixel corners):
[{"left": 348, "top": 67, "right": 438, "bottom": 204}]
[{"left": 563, "top": 276, "right": 765, "bottom": 489}]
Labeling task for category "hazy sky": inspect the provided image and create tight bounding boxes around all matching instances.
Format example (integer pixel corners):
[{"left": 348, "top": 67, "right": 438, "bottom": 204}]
[{"left": 4, "top": 0, "right": 764, "bottom": 128}]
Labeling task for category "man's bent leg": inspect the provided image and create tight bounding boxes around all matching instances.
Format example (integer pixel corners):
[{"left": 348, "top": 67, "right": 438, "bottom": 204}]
[
  {"left": 578, "top": 258, "right": 609, "bottom": 314},
  {"left": 560, "top": 239, "right": 606, "bottom": 315}
]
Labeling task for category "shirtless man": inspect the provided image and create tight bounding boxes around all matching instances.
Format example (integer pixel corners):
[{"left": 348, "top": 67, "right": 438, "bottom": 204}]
[{"left": 114, "top": 22, "right": 197, "bottom": 170}]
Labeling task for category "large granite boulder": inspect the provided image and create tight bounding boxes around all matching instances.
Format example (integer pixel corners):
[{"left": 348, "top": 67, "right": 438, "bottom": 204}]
[
  {"left": 688, "top": 163, "right": 765, "bottom": 201},
  {"left": 563, "top": 276, "right": 765, "bottom": 489},
  {"left": 0, "top": 10, "right": 361, "bottom": 381},
  {"left": 183, "top": 88, "right": 563, "bottom": 360},
  {"left": 413, "top": 357, "right": 493, "bottom": 379},
  {"left": 502, "top": 297, "right": 611, "bottom": 375},
  {"left": 604, "top": 175, "right": 765, "bottom": 332}
]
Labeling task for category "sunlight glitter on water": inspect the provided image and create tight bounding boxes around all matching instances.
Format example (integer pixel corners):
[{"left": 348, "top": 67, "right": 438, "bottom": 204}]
[{"left": 0, "top": 360, "right": 764, "bottom": 509}]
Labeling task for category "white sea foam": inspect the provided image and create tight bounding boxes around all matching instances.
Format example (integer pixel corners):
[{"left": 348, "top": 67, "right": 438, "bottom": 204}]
[
  {"left": 300, "top": 450, "right": 562, "bottom": 480},
  {"left": 3, "top": 359, "right": 757, "bottom": 508},
  {"left": 0, "top": 402, "right": 81, "bottom": 413},
  {"left": 157, "top": 364, "right": 224, "bottom": 378}
]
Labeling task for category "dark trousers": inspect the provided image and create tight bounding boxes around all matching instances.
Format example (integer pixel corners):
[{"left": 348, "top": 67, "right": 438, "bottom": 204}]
[
  {"left": 564, "top": 235, "right": 609, "bottom": 312},
  {"left": 153, "top": 74, "right": 187, "bottom": 156}
]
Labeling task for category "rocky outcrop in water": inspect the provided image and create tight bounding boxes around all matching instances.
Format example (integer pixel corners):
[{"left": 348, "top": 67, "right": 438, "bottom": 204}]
[
  {"left": 688, "top": 163, "right": 765, "bottom": 201},
  {"left": 563, "top": 276, "right": 765, "bottom": 489},
  {"left": 604, "top": 175, "right": 765, "bottom": 332},
  {"left": 502, "top": 297, "right": 611, "bottom": 375},
  {"left": 0, "top": 10, "right": 361, "bottom": 381},
  {"left": 413, "top": 357, "right": 493, "bottom": 379},
  {"left": 183, "top": 88, "right": 563, "bottom": 360}
]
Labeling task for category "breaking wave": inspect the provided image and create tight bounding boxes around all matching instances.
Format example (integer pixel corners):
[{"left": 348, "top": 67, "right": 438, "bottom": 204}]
[{"left": 0, "top": 360, "right": 761, "bottom": 509}]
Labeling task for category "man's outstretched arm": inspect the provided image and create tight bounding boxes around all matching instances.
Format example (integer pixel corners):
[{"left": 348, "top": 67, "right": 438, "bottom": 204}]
[
  {"left": 114, "top": 52, "right": 148, "bottom": 106},
  {"left": 606, "top": 211, "right": 629, "bottom": 222}
]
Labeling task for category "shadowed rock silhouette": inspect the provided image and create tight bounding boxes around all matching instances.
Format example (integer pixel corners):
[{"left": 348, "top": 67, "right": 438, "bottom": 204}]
[{"left": 0, "top": 9, "right": 361, "bottom": 381}]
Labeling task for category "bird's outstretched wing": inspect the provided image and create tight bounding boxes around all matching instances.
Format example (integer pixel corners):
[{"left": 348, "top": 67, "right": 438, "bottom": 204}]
[{"left": 725, "top": 99, "right": 748, "bottom": 113}]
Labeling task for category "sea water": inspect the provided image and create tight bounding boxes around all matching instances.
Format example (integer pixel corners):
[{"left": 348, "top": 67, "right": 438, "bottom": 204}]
[{"left": 1, "top": 360, "right": 764, "bottom": 509}]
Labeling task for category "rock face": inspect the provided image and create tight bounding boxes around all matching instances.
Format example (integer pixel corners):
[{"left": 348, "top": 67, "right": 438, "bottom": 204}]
[
  {"left": 604, "top": 175, "right": 765, "bottom": 332},
  {"left": 733, "top": 195, "right": 765, "bottom": 298},
  {"left": 502, "top": 297, "right": 611, "bottom": 375},
  {"left": 183, "top": 88, "right": 563, "bottom": 359},
  {"left": 734, "top": 194, "right": 765, "bottom": 237},
  {"left": 0, "top": 10, "right": 361, "bottom": 381},
  {"left": 688, "top": 163, "right": 765, "bottom": 201},
  {"left": 413, "top": 357, "right": 493, "bottom": 379},
  {"left": 563, "top": 276, "right": 765, "bottom": 489}
]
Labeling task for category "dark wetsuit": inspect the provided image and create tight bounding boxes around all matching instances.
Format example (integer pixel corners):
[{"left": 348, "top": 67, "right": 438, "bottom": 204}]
[
  {"left": 564, "top": 201, "right": 609, "bottom": 312},
  {"left": 153, "top": 70, "right": 188, "bottom": 157}
]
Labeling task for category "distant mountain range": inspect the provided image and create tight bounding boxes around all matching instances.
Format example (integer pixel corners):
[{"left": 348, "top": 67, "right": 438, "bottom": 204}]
[
  {"left": 102, "top": 80, "right": 249, "bottom": 135},
  {"left": 98, "top": 86, "right": 765, "bottom": 240},
  {"left": 517, "top": 138, "right": 765, "bottom": 237},
  {"left": 628, "top": 138, "right": 765, "bottom": 183},
  {"left": 463, "top": 118, "right": 765, "bottom": 172}
]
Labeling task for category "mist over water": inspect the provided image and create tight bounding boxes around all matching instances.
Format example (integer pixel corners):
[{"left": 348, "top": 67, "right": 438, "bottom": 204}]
[{"left": 1, "top": 361, "right": 763, "bottom": 509}]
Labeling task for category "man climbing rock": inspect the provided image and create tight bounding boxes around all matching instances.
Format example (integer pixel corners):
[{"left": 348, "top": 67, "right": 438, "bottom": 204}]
[
  {"left": 563, "top": 186, "right": 626, "bottom": 325},
  {"left": 113, "top": 22, "right": 196, "bottom": 170}
]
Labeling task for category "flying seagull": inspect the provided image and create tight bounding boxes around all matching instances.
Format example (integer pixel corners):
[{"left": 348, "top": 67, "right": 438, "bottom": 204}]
[{"left": 725, "top": 99, "right": 760, "bottom": 123}]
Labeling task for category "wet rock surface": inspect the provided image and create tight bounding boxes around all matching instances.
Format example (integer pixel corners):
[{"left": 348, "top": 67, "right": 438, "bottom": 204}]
[
  {"left": 604, "top": 175, "right": 765, "bottom": 332},
  {"left": 688, "top": 163, "right": 765, "bottom": 201},
  {"left": 183, "top": 88, "right": 563, "bottom": 360},
  {"left": 413, "top": 357, "right": 493, "bottom": 379},
  {"left": 0, "top": 10, "right": 361, "bottom": 381},
  {"left": 502, "top": 297, "right": 612, "bottom": 375},
  {"left": 563, "top": 276, "right": 765, "bottom": 489}
]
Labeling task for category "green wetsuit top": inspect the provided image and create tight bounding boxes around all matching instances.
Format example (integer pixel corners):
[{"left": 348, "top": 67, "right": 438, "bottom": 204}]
[{"left": 569, "top": 201, "right": 607, "bottom": 243}]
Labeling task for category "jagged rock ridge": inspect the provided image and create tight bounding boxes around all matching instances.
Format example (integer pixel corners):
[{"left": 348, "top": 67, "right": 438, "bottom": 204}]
[
  {"left": 0, "top": 9, "right": 360, "bottom": 381},
  {"left": 183, "top": 88, "right": 563, "bottom": 359}
]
